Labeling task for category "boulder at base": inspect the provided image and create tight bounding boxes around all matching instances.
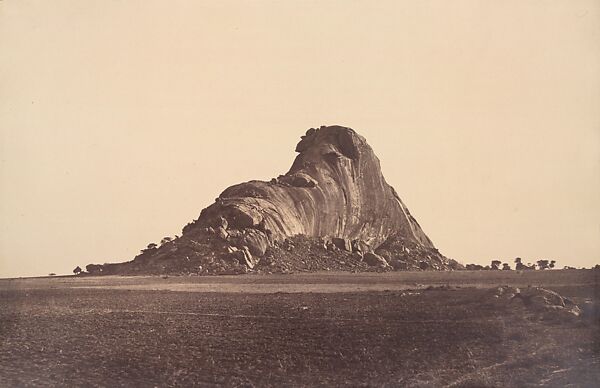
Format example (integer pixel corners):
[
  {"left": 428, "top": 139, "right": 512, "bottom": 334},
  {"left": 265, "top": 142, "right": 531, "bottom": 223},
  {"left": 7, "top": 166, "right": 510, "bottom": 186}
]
[{"left": 363, "top": 252, "right": 390, "bottom": 268}]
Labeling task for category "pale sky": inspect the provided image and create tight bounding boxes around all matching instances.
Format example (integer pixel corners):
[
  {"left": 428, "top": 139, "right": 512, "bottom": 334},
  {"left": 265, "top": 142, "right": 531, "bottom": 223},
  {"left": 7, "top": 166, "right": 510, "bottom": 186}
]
[{"left": 1, "top": 0, "right": 599, "bottom": 278}]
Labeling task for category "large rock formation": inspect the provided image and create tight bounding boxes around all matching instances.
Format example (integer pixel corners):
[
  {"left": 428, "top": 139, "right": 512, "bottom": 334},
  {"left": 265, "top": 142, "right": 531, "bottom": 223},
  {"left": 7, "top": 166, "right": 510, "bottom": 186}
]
[{"left": 87, "top": 126, "right": 460, "bottom": 275}]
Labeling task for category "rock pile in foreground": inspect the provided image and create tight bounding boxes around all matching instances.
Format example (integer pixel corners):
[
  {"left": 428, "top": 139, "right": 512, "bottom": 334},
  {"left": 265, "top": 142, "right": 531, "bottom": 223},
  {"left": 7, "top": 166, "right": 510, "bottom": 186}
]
[
  {"left": 87, "top": 125, "right": 461, "bottom": 275},
  {"left": 491, "top": 286, "right": 582, "bottom": 321}
]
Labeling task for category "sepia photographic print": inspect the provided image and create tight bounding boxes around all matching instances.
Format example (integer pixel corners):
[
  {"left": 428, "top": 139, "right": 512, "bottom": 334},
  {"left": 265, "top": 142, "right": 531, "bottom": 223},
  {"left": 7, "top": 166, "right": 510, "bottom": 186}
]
[{"left": 1, "top": 1, "right": 599, "bottom": 387}]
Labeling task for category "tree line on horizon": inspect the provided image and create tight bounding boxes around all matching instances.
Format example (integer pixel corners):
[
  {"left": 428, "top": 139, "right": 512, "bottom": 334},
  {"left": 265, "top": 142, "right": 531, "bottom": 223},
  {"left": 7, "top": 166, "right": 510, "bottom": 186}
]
[{"left": 465, "top": 257, "right": 565, "bottom": 271}]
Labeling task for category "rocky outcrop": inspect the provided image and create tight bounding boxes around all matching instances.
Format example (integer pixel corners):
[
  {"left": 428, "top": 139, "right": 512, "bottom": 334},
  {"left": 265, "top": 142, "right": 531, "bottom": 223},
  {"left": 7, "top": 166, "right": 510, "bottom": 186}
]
[{"left": 86, "top": 125, "right": 460, "bottom": 275}]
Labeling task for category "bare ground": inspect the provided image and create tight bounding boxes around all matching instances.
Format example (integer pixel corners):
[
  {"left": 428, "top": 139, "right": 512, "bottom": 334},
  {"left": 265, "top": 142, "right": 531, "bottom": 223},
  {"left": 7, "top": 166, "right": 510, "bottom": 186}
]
[{"left": 1, "top": 270, "right": 599, "bottom": 387}]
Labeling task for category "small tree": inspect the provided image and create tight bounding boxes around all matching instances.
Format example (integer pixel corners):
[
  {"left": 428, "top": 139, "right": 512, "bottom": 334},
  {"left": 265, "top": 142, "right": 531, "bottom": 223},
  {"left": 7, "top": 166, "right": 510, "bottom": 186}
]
[
  {"left": 549, "top": 260, "right": 556, "bottom": 269},
  {"left": 502, "top": 263, "right": 511, "bottom": 270},
  {"left": 491, "top": 260, "right": 502, "bottom": 270},
  {"left": 73, "top": 266, "right": 82, "bottom": 275},
  {"left": 141, "top": 243, "right": 158, "bottom": 254},
  {"left": 86, "top": 264, "right": 103, "bottom": 274},
  {"left": 536, "top": 260, "right": 549, "bottom": 270},
  {"left": 515, "top": 257, "right": 525, "bottom": 271},
  {"left": 160, "top": 237, "right": 173, "bottom": 245}
]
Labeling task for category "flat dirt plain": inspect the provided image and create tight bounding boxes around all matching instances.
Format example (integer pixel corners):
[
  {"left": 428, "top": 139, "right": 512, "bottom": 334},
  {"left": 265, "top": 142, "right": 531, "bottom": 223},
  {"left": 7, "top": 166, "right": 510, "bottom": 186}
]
[{"left": 1, "top": 270, "right": 599, "bottom": 387}]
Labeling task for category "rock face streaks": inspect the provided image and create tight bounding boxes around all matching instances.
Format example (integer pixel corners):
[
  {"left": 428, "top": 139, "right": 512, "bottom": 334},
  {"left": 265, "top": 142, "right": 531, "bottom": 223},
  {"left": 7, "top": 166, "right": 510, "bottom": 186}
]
[{"left": 191, "top": 125, "right": 433, "bottom": 253}]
